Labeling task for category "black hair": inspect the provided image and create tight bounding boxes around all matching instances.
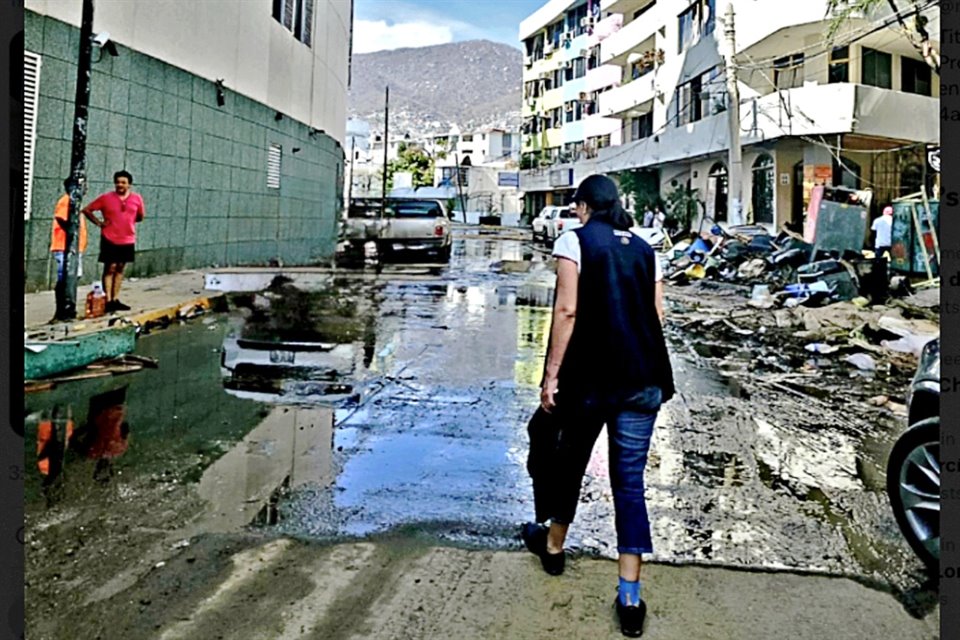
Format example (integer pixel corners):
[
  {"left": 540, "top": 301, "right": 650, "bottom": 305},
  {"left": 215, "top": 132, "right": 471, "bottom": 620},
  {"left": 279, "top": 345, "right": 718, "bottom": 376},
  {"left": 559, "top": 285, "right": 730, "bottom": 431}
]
[
  {"left": 572, "top": 174, "right": 634, "bottom": 230},
  {"left": 63, "top": 178, "right": 72, "bottom": 191},
  {"left": 113, "top": 170, "right": 133, "bottom": 184}
]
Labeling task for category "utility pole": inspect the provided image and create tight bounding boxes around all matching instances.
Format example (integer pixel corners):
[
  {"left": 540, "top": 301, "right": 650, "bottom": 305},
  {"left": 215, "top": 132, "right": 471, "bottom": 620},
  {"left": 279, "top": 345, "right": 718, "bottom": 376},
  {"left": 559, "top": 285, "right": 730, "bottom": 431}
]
[
  {"left": 57, "top": 0, "right": 95, "bottom": 320},
  {"left": 723, "top": 2, "right": 743, "bottom": 226},
  {"left": 381, "top": 86, "right": 389, "bottom": 220},
  {"left": 454, "top": 152, "right": 468, "bottom": 223},
  {"left": 347, "top": 137, "right": 356, "bottom": 206}
]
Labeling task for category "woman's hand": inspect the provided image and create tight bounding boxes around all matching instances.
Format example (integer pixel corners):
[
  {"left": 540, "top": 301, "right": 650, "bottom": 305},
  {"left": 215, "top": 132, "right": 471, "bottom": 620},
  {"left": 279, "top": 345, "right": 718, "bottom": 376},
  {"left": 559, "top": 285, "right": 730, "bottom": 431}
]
[{"left": 540, "top": 376, "right": 558, "bottom": 413}]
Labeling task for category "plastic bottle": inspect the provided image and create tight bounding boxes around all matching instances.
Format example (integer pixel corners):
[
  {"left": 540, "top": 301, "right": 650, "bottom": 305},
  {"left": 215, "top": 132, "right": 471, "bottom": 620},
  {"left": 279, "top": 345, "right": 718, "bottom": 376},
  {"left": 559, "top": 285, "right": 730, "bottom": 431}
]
[{"left": 86, "top": 283, "right": 107, "bottom": 318}]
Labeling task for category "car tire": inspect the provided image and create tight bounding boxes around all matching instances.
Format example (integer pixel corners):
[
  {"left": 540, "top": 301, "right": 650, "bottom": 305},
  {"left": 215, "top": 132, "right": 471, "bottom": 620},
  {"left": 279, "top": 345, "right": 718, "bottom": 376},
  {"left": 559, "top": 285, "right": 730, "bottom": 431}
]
[
  {"left": 886, "top": 416, "right": 940, "bottom": 569},
  {"left": 440, "top": 244, "right": 452, "bottom": 262}
]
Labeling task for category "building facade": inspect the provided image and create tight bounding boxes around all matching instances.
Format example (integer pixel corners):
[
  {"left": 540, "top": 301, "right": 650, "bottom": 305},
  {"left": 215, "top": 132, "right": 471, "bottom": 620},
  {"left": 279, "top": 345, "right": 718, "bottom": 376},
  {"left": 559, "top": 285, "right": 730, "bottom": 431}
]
[
  {"left": 519, "top": 0, "right": 940, "bottom": 228},
  {"left": 22, "top": 0, "right": 352, "bottom": 291}
]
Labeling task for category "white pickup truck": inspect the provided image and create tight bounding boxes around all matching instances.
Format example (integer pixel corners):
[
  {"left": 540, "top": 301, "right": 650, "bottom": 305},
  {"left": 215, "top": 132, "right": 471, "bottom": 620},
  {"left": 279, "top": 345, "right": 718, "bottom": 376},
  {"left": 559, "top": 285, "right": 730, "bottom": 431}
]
[{"left": 342, "top": 198, "right": 452, "bottom": 263}]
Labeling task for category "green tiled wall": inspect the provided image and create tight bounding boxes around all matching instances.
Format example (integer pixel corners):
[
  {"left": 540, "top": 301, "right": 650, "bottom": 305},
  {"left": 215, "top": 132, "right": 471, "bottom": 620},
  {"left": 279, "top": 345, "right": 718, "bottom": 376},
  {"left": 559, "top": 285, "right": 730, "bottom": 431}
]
[{"left": 24, "top": 12, "right": 344, "bottom": 292}]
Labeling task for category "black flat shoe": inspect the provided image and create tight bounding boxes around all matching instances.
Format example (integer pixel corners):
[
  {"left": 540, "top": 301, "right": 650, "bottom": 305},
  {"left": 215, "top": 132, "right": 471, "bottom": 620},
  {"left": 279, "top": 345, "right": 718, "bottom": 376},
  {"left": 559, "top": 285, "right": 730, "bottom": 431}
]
[
  {"left": 112, "top": 300, "right": 131, "bottom": 311},
  {"left": 520, "top": 522, "right": 565, "bottom": 576},
  {"left": 615, "top": 597, "right": 646, "bottom": 638}
]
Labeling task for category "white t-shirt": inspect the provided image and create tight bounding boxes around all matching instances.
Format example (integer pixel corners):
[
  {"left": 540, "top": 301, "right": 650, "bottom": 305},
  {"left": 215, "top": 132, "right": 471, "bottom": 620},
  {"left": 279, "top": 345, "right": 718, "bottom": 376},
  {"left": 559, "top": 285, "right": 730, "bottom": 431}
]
[
  {"left": 871, "top": 214, "right": 893, "bottom": 249},
  {"left": 553, "top": 230, "right": 664, "bottom": 282}
]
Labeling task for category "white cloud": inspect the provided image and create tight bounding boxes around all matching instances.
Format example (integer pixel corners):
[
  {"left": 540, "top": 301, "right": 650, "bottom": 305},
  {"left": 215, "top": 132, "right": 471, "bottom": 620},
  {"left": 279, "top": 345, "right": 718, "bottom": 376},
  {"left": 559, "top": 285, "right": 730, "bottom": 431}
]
[{"left": 354, "top": 19, "right": 455, "bottom": 54}]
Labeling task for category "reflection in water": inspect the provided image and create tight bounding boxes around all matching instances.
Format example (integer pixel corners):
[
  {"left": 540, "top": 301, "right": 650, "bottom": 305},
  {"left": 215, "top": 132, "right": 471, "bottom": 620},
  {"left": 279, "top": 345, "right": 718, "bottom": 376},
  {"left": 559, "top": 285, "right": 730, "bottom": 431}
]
[
  {"left": 514, "top": 306, "right": 551, "bottom": 389},
  {"left": 34, "top": 387, "right": 132, "bottom": 490},
  {"left": 193, "top": 406, "right": 334, "bottom": 533}
]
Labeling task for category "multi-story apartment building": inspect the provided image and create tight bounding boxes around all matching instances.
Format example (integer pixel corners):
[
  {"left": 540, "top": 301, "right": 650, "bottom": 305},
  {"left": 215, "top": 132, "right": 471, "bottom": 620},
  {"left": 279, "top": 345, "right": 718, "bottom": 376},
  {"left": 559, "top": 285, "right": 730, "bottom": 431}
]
[
  {"left": 22, "top": 0, "right": 353, "bottom": 291},
  {"left": 519, "top": 0, "right": 625, "bottom": 210},
  {"left": 519, "top": 0, "right": 939, "bottom": 229}
]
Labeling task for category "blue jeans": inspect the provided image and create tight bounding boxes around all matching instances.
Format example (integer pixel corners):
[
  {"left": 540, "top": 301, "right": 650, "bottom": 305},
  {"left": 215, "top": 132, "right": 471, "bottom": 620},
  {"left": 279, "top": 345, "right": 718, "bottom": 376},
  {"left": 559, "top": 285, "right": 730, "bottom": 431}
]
[
  {"left": 52, "top": 251, "right": 83, "bottom": 282},
  {"left": 528, "top": 392, "right": 659, "bottom": 555}
]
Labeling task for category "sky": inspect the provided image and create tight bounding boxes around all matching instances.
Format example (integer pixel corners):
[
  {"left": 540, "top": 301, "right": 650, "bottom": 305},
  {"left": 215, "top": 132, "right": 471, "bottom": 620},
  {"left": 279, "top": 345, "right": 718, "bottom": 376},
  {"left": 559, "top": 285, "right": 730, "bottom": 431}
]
[{"left": 353, "top": 0, "right": 545, "bottom": 53}]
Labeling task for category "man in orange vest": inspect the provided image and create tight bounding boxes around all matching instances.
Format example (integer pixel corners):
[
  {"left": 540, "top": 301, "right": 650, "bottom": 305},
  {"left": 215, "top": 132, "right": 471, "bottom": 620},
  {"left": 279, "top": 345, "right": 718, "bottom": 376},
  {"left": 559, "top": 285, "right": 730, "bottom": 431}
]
[{"left": 51, "top": 179, "right": 88, "bottom": 321}]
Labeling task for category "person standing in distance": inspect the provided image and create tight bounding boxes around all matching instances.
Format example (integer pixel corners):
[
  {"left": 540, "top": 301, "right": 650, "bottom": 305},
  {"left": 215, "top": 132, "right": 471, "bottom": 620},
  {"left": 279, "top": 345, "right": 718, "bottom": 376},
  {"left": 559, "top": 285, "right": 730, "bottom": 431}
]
[
  {"left": 82, "top": 170, "right": 145, "bottom": 312},
  {"left": 50, "top": 178, "right": 88, "bottom": 321},
  {"left": 871, "top": 204, "right": 894, "bottom": 257},
  {"left": 521, "top": 174, "right": 673, "bottom": 637}
]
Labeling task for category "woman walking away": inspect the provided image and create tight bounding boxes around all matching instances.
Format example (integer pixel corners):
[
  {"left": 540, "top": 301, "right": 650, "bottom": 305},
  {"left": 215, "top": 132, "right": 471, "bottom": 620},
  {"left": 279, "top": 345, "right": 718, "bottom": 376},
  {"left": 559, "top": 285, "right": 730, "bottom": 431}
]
[{"left": 521, "top": 174, "right": 674, "bottom": 637}]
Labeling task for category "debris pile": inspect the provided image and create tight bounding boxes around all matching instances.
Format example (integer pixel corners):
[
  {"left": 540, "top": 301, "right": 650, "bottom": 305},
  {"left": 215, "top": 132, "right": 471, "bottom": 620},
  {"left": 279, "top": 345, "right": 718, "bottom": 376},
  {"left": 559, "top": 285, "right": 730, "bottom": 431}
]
[{"left": 662, "top": 223, "right": 929, "bottom": 312}]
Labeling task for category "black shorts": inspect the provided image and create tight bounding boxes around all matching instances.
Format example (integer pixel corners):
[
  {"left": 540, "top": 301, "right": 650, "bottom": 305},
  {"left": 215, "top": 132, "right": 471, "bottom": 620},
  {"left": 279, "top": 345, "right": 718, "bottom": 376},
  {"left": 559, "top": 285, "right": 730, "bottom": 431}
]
[{"left": 98, "top": 238, "right": 135, "bottom": 264}]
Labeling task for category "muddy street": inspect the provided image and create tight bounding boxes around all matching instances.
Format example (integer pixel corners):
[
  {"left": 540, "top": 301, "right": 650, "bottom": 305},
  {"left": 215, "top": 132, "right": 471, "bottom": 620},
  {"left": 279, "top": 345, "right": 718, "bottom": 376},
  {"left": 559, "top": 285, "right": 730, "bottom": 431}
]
[{"left": 23, "top": 232, "right": 938, "bottom": 639}]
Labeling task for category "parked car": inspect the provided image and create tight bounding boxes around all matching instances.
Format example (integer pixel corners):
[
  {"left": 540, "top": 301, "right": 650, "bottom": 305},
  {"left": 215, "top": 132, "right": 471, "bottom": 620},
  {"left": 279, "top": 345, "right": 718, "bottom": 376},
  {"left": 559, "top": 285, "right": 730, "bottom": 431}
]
[
  {"left": 377, "top": 198, "right": 453, "bottom": 262},
  {"left": 341, "top": 198, "right": 389, "bottom": 260},
  {"left": 630, "top": 225, "right": 666, "bottom": 248},
  {"left": 341, "top": 198, "right": 452, "bottom": 263},
  {"left": 887, "top": 336, "right": 940, "bottom": 569},
  {"left": 532, "top": 206, "right": 563, "bottom": 242},
  {"left": 544, "top": 207, "right": 582, "bottom": 244}
]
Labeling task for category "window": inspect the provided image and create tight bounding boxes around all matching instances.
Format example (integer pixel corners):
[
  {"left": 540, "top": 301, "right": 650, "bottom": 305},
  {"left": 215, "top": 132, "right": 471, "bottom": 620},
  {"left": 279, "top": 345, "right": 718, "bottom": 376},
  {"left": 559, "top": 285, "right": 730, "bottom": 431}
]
[
  {"left": 673, "top": 66, "right": 722, "bottom": 126},
  {"left": 574, "top": 57, "right": 587, "bottom": 79},
  {"left": 678, "top": 3, "right": 698, "bottom": 53},
  {"left": 861, "top": 47, "right": 892, "bottom": 89},
  {"left": 773, "top": 53, "right": 804, "bottom": 89},
  {"left": 901, "top": 56, "right": 932, "bottom": 96},
  {"left": 273, "top": 0, "right": 314, "bottom": 46},
  {"left": 828, "top": 46, "right": 850, "bottom": 83},
  {"left": 677, "top": 0, "right": 713, "bottom": 53},
  {"left": 553, "top": 68, "right": 565, "bottom": 88},
  {"left": 567, "top": 4, "right": 588, "bottom": 36},
  {"left": 267, "top": 143, "right": 282, "bottom": 189},
  {"left": 631, "top": 112, "right": 653, "bottom": 140},
  {"left": 703, "top": 0, "right": 716, "bottom": 35},
  {"left": 462, "top": 134, "right": 474, "bottom": 142},
  {"left": 751, "top": 154, "right": 775, "bottom": 224},
  {"left": 23, "top": 50, "right": 41, "bottom": 220}
]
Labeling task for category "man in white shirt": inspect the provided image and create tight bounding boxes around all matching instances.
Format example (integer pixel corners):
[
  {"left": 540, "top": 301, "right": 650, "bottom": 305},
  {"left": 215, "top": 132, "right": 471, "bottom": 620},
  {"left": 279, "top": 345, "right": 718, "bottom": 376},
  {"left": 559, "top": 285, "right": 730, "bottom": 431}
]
[{"left": 871, "top": 205, "right": 894, "bottom": 256}]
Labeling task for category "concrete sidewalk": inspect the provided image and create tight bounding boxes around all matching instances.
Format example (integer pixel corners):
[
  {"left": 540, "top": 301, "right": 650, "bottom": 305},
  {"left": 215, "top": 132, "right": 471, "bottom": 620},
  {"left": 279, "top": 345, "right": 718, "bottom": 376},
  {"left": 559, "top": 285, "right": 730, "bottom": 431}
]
[{"left": 24, "top": 270, "right": 221, "bottom": 340}]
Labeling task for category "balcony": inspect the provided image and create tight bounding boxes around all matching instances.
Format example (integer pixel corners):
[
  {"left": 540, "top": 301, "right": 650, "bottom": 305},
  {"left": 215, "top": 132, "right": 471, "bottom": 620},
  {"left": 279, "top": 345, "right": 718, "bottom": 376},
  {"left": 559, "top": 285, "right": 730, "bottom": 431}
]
[
  {"left": 599, "top": 73, "right": 657, "bottom": 118},
  {"left": 601, "top": 0, "right": 656, "bottom": 16},
  {"left": 521, "top": 82, "right": 938, "bottom": 190},
  {"left": 600, "top": 6, "right": 661, "bottom": 65}
]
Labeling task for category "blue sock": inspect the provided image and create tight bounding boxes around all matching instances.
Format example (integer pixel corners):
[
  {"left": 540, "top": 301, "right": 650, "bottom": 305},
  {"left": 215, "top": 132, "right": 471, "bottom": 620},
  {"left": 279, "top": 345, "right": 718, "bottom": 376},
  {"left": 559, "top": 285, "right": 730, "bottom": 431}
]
[{"left": 618, "top": 577, "right": 641, "bottom": 606}]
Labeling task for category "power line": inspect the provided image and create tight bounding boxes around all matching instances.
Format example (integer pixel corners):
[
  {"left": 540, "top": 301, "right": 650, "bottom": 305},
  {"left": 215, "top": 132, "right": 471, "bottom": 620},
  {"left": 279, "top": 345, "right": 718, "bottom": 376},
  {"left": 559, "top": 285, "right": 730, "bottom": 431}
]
[{"left": 736, "top": 0, "right": 938, "bottom": 71}]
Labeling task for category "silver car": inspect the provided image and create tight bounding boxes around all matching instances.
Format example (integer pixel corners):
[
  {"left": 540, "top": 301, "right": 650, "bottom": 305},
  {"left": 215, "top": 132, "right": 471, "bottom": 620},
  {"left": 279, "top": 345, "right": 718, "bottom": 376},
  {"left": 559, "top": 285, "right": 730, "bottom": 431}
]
[{"left": 887, "top": 337, "right": 940, "bottom": 569}]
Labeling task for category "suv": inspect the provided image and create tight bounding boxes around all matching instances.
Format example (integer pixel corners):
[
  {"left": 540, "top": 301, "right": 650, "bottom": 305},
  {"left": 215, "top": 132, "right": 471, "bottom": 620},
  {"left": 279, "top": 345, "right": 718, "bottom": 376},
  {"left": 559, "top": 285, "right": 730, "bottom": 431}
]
[
  {"left": 532, "top": 206, "right": 563, "bottom": 243},
  {"left": 544, "top": 207, "right": 582, "bottom": 245},
  {"left": 886, "top": 337, "right": 940, "bottom": 569}
]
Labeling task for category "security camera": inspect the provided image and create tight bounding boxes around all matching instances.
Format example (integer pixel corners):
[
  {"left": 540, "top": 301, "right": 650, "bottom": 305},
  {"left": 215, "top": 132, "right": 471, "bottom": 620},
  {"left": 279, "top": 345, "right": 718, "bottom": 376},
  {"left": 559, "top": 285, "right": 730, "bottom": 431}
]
[{"left": 92, "top": 32, "right": 119, "bottom": 57}]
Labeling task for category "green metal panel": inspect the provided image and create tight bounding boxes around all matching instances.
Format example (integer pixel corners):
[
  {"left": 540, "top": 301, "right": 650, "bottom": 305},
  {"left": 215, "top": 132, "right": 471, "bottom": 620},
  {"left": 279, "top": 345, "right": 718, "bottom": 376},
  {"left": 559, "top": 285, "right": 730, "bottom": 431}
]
[{"left": 25, "top": 326, "right": 137, "bottom": 380}]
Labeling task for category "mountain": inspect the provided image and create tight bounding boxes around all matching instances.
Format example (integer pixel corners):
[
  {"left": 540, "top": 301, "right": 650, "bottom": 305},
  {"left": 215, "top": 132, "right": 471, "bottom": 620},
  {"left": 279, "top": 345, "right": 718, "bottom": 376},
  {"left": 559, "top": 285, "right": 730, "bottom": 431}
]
[{"left": 348, "top": 40, "right": 523, "bottom": 136}]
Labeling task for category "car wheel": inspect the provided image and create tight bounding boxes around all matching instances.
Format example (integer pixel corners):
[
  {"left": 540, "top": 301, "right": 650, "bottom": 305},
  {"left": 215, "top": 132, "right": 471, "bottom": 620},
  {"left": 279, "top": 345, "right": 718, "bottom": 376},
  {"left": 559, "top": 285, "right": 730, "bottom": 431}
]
[
  {"left": 886, "top": 416, "right": 939, "bottom": 569},
  {"left": 440, "top": 244, "right": 452, "bottom": 262}
]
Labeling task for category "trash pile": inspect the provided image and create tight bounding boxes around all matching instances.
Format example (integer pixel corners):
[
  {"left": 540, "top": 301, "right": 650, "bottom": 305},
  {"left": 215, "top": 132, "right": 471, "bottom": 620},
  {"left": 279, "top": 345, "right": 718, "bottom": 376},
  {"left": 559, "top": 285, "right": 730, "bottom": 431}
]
[{"left": 663, "top": 224, "right": 909, "bottom": 311}]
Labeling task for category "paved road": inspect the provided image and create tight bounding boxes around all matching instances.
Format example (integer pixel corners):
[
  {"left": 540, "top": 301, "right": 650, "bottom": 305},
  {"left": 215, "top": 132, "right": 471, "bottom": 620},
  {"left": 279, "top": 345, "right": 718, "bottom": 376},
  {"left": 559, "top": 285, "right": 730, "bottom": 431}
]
[{"left": 23, "top": 234, "right": 939, "bottom": 638}]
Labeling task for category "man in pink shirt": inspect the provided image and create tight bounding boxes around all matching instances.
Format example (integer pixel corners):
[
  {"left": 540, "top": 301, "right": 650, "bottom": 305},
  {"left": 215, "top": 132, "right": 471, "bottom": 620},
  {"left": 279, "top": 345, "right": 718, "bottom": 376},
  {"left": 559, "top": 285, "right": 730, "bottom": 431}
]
[{"left": 82, "top": 170, "right": 145, "bottom": 312}]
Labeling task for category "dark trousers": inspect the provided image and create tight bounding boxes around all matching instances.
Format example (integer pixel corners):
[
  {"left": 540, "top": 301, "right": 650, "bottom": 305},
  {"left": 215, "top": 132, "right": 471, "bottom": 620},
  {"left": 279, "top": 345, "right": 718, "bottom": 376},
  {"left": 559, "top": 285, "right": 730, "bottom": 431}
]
[{"left": 526, "top": 396, "right": 660, "bottom": 554}]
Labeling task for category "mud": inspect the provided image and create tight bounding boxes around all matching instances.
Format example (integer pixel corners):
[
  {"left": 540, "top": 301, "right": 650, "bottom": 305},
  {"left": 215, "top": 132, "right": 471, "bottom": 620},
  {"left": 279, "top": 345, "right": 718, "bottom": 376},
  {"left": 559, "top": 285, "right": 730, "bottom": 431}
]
[{"left": 24, "top": 233, "right": 939, "bottom": 638}]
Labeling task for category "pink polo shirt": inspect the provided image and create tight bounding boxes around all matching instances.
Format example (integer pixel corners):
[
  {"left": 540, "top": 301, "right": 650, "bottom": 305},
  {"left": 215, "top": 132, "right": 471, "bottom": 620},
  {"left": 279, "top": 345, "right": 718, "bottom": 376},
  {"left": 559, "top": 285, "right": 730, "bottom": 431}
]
[{"left": 88, "top": 191, "right": 145, "bottom": 245}]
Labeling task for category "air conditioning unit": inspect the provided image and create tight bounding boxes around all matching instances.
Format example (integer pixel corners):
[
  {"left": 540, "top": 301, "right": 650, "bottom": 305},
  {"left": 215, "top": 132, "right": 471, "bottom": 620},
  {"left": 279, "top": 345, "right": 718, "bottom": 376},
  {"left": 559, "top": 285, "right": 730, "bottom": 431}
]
[
  {"left": 580, "top": 48, "right": 589, "bottom": 57},
  {"left": 544, "top": 42, "right": 554, "bottom": 55},
  {"left": 524, "top": 55, "right": 532, "bottom": 67},
  {"left": 580, "top": 17, "right": 588, "bottom": 27}
]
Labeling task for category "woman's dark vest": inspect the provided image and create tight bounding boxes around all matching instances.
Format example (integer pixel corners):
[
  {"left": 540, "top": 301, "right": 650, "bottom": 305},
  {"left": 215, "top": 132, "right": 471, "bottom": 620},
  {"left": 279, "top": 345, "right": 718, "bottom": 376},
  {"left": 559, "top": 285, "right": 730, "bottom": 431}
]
[{"left": 557, "top": 218, "right": 675, "bottom": 410}]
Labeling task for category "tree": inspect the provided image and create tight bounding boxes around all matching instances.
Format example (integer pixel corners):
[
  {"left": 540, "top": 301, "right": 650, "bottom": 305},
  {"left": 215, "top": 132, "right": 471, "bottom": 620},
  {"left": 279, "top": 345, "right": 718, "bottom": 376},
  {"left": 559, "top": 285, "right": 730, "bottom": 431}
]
[
  {"left": 616, "top": 169, "right": 661, "bottom": 224},
  {"left": 826, "top": 0, "right": 939, "bottom": 73},
  {"left": 664, "top": 182, "right": 701, "bottom": 234},
  {"left": 386, "top": 143, "right": 434, "bottom": 191}
]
